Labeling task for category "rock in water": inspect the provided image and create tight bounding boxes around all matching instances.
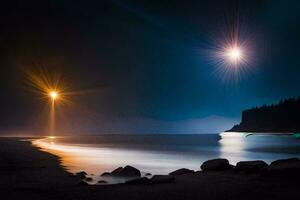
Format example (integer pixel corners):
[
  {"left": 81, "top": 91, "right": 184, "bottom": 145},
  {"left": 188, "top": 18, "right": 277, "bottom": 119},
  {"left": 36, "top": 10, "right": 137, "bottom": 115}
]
[
  {"left": 235, "top": 160, "right": 268, "bottom": 173},
  {"left": 169, "top": 168, "right": 194, "bottom": 176},
  {"left": 150, "top": 175, "right": 175, "bottom": 184},
  {"left": 85, "top": 177, "right": 93, "bottom": 182},
  {"left": 101, "top": 166, "right": 141, "bottom": 177},
  {"left": 111, "top": 167, "right": 124, "bottom": 174},
  {"left": 75, "top": 171, "right": 87, "bottom": 179},
  {"left": 200, "top": 159, "right": 231, "bottom": 171},
  {"left": 100, "top": 172, "right": 111, "bottom": 177},
  {"left": 113, "top": 165, "right": 141, "bottom": 177}
]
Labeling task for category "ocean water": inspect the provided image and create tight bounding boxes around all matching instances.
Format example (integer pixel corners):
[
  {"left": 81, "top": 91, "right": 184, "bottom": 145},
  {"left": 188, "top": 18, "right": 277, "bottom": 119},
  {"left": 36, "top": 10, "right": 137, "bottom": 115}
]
[{"left": 32, "top": 133, "right": 300, "bottom": 184}]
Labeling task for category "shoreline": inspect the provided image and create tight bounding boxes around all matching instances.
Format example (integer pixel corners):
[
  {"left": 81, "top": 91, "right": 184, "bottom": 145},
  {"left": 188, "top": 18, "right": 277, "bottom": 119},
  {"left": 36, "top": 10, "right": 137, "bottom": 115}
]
[{"left": 1, "top": 138, "right": 300, "bottom": 200}]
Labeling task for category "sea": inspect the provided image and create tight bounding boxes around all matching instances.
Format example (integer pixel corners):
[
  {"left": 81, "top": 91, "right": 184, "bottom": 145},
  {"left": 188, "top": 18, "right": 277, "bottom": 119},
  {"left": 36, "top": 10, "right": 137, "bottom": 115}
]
[{"left": 32, "top": 132, "right": 300, "bottom": 184}]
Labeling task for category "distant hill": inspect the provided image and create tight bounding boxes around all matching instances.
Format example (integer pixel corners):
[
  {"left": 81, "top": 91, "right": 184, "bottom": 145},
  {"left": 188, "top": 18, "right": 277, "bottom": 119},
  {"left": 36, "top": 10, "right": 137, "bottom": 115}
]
[{"left": 227, "top": 97, "right": 300, "bottom": 133}]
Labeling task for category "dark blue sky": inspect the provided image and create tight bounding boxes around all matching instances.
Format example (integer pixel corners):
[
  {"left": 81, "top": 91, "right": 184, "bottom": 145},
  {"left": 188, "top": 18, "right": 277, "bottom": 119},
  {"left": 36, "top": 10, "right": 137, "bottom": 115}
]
[{"left": 0, "top": 0, "right": 300, "bottom": 134}]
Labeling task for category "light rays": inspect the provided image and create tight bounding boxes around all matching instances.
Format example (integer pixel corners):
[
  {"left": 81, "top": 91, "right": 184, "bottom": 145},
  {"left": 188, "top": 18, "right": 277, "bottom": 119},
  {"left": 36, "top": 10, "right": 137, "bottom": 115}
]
[
  {"left": 23, "top": 64, "right": 108, "bottom": 136},
  {"left": 24, "top": 66, "right": 70, "bottom": 136},
  {"left": 25, "top": 67, "right": 70, "bottom": 105},
  {"left": 204, "top": 13, "right": 255, "bottom": 84},
  {"left": 206, "top": 35, "right": 252, "bottom": 83}
]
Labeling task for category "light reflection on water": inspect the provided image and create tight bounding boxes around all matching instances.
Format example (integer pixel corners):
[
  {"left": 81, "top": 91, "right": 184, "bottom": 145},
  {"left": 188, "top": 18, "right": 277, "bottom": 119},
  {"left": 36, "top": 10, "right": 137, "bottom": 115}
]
[
  {"left": 32, "top": 133, "right": 300, "bottom": 184},
  {"left": 219, "top": 132, "right": 300, "bottom": 163}
]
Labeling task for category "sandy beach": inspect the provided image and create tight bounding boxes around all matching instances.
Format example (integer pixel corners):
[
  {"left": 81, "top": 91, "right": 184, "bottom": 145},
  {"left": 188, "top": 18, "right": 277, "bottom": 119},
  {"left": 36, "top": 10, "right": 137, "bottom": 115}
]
[{"left": 0, "top": 138, "right": 299, "bottom": 200}]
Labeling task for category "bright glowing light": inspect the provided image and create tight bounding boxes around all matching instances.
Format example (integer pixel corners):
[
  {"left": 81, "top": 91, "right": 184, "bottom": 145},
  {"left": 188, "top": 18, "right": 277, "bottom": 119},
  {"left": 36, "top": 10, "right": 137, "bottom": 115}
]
[
  {"left": 206, "top": 37, "right": 252, "bottom": 83},
  {"left": 24, "top": 66, "right": 73, "bottom": 137},
  {"left": 49, "top": 91, "right": 58, "bottom": 100},
  {"left": 204, "top": 20, "right": 255, "bottom": 83},
  {"left": 24, "top": 67, "right": 70, "bottom": 105},
  {"left": 226, "top": 47, "right": 243, "bottom": 63}
]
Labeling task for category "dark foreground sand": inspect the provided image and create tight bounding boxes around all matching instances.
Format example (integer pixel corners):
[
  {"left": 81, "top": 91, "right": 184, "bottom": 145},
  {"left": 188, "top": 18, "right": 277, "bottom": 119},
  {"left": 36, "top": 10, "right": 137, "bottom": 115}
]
[{"left": 0, "top": 138, "right": 299, "bottom": 200}]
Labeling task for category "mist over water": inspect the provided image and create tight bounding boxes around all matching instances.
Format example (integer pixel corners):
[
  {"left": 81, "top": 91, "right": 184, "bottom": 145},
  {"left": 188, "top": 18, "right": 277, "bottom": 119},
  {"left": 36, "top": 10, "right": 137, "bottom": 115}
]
[{"left": 32, "top": 133, "right": 300, "bottom": 184}]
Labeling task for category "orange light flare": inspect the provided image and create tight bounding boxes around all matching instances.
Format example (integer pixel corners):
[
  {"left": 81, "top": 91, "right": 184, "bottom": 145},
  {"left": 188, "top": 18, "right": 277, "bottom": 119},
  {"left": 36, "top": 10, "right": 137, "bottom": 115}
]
[
  {"left": 24, "top": 67, "right": 71, "bottom": 137},
  {"left": 49, "top": 90, "right": 58, "bottom": 101},
  {"left": 24, "top": 67, "right": 70, "bottom": 105}
]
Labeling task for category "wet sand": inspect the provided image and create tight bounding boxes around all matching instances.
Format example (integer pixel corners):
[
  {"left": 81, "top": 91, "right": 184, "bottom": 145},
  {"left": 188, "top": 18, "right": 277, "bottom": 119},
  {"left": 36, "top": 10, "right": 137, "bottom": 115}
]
[{"left": 0, "top": 138, "right": 299, "bottom": 200}]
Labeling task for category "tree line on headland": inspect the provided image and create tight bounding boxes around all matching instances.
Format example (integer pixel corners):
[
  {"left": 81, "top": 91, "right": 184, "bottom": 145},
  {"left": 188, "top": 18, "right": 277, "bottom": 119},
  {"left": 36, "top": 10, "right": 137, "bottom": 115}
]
[{"left": 228, "top": 97, "right": 300, "bottom": 133}]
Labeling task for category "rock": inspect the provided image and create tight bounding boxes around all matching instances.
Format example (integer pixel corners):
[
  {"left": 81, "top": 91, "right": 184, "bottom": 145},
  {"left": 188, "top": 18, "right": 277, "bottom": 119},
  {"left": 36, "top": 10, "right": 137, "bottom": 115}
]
[
  {"left": 100, "top": 172, "right": 111, "bottom": 177},
  {"left": 76, "top": 171, "right": 87, "bottom": 175},
  {"left": 270, "top": 158, "right": 299, "bottom": 166},
  {"left": 101, "top": 166, "right": 141, "bottom": 177},
  {"left": 261, "top": 158, "right": 300, "bottom": 179},
  {"left": 75, "top": 171, "right": 87, "bottom": 179},
  {"left": 112, "top": 165, "right": 141, "bottom": 177},
  {"left": 169, "top": 168, "right": 194, "bottom": 176},
  {"left": 85, "top": 177, "right": 93, "bottom": 182},
  {"left": 97, "top": 180, "right": 108, "bottom": 184},
  {"left": 150, "top": 175, "right": 175, "bottom": 184},
  {"left": 111, "top": 167, "right": 124, "bottom": 174},
  {"left": 126, "top": 177, "right": 150, "bottom": 184},
  {"left": 200, "top": 159, "right": 232, "bottom": 171},
  {"left": 235, "top": 160, "right": 268, "bottom": 173}
]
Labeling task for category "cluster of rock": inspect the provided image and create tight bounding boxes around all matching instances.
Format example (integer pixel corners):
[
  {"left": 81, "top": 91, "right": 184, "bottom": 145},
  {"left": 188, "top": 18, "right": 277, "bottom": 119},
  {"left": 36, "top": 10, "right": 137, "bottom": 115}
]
[
  {"left": 200, "top": 158, "right": 300, "bottom": 178},
  {"left": 76, "top": 157, "right": 300, "bottom": 185},
  {"left": 75, "top": 171, "right": 94, "bottom": 185},
  {"left": 200, "top": 158, "right": 270, "bottom": 173},
  {"left": 261, "top": 158, "right": 300, "bottom": 178},
  {"left": 100, "top": 165, "right": 175, "bottom": 184}
]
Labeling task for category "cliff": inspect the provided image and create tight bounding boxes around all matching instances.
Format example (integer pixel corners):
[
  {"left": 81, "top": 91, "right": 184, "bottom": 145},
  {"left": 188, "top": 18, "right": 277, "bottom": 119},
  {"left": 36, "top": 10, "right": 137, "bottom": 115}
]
[{"left": 228, "top": 97, "right": 300, "bottom": 132}]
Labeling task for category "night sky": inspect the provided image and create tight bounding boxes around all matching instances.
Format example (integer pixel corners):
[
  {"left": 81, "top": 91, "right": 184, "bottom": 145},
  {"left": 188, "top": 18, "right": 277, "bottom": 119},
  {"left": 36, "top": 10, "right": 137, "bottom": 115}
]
[{"left": 0, "top": 0, "right": 300, "bottom": 135}]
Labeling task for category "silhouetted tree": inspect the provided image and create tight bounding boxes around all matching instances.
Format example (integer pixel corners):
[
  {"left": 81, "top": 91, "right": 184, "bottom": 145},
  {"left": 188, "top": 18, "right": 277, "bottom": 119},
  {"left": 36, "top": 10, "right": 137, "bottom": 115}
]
[{"left": 228, "top": 97, "right": 300, "bottom": 132}]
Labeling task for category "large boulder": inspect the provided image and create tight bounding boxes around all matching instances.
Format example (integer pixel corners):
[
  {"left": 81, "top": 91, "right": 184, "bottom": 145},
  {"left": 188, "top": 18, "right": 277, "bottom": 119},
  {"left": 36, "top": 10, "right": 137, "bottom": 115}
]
[
  {"left": 261, "top": 158, "right": 300, "bottom": 179},
  {"left": 201, "top": 159, "right": 232, "bottom": 171},
  {"left": 150, "top": 175, "right": 175, "bottom": 184},
  {"left": 235, "top": 160, "right": 268, "bottom": 173},
  {"left": 101, "top": 172, "right": 111, "bottom": 177},
  {"left": 270, "top": 158, "right": 299, "bottom": 166},
  {"left": 169, "top": 168, "right": 194, "bottom": 176},
  {"left": 110, "top": 167, "right": 124, "bottom": 175},
  {"left": 75, "top": 171, "right": 87, "bottom": 179},
  {"left": 101, "top": 166, "right": 141, "bottom": 177}
]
